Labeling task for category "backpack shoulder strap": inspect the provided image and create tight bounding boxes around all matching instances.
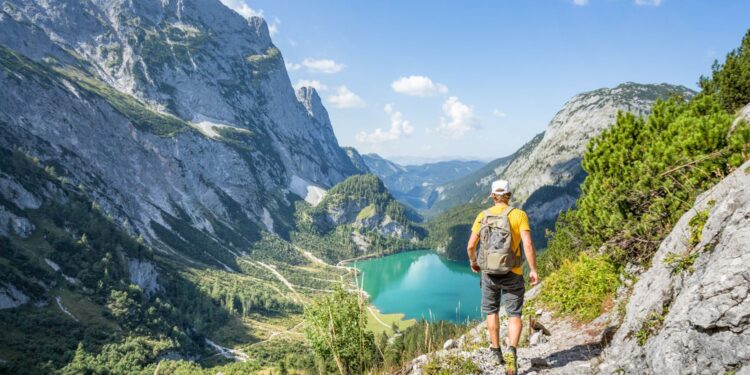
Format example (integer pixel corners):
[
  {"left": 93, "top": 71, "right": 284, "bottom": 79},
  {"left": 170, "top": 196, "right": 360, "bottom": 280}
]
[
  {"left": 500, "top": 206, "right": 515, "bottom": 218},
  {"left": 480, "top": 209, "right": 492, "bottom": 224}
]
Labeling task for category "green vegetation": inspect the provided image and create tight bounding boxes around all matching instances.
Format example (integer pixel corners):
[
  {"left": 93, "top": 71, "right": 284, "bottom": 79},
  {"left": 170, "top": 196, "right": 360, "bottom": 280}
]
[
  {"left": 635, "top": 307, "right": 668, "bottom": 346},
  {"left": 663, "top": 251, "right": 700, "bottom": 275},
  {"left": 421, "top": 354, "right": 480, "bottom": 375},
  {"left": 536, "top": 29, "right": 750, "bottom": 322},
  {"left": 303, "top": 287, "right": 377, "bottom": 375},
  {"left": 423, "top": 201, "right": 486, "bottom": 261},
  {"left": 365, "top": 308, "right": 415, "bottom": 336},
  {"left": 54, "top": 66, "right": 190, "bottom": 137},
  {"left": 663, "top": 207, "right": 712, "bottom": 275},
  {"left": 293, "top": 174, "right": 425, "bottom": 263},
  {"left": 302, "top": 287, "right": 471, "bottom": 374},
  {"left": 688, "top": 208, "right": 710, "bottom": 248},
  {"left": 1, "top": 44, "right": 191, "bottom": 137},
  {"left": 700, "top": 30, "right": 750, "bottom": 113},
  {"left": 538, "top": 253, "right": 620, "bottom": 321}
]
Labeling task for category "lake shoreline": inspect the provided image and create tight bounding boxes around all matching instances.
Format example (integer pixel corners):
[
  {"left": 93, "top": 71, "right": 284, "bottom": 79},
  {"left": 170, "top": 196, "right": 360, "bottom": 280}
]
[{"left": 351, "top": 250, "right": 483, "bottom": 324}]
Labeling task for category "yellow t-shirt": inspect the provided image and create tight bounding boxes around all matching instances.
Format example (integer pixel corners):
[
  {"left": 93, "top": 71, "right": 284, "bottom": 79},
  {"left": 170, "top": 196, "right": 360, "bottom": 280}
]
[{"left": 471, "top": 204, "right": 530, "bottom": 275}]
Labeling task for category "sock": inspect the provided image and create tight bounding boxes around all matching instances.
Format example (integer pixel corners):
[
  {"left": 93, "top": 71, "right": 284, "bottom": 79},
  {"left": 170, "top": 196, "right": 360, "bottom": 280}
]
[{"left": 490, "top": 346, "right": 502, "bottom": 353}]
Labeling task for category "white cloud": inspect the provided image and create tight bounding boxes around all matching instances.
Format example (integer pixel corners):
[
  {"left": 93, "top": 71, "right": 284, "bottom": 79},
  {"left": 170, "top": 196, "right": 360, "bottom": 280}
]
[
  {"left": 286, "top": 62, "right": 302, "bottom": 71},
  {"left": 493, "top": 109, "right": 506, "bottom": 118},
  {"left": 268, "top": 16, "right": 281, "bottom": 36},
  {"left": 572, "top": 0, "right": 589, "bottom": 5},
  {"left": 327, "top": 86, "right": 365, "bottom": 108},
  {"left": 434, "top": 96, "right": 480, "bottom": 138},
  {"left": 294, "top": 80, "right": 328, "bottom": 92},
  {"left": 301, "top": 58, "right": 346, "bottom": 74},
  {"left": 635, "top": 0, "right": 662, "bottom": 5},
  {"left": 220, "top": 0, "right": 263, "bottom": 18},
  {"left": 220, "top": 1, "right": 280, "bottom": 36},
  {"left": 391, "top": 75, "right": 448, "bottom": 97},
  {"left": 356, "top": 104, "right": 414, "bottom": 143}
]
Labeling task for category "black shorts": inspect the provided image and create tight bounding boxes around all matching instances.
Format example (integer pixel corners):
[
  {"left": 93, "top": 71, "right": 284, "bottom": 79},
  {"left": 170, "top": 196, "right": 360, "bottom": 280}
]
[{"left": 480, "top": 272, "right": 525, "bottom": 317}]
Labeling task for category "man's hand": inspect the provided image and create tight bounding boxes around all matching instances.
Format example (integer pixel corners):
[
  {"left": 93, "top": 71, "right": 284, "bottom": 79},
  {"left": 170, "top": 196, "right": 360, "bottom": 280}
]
[
  {"left": 470, "top": 260, "right": 481, "bottom": 273},
  {"left": 529, "top": 270, "right": 540, "bottom": 286}
]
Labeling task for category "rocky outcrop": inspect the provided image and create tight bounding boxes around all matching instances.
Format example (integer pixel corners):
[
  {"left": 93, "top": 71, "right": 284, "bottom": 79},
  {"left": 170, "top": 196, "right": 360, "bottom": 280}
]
[
  {"left": 406, "top": 290, "right": 608, "bottom": 375},
  {"left": 598, "top": 160, "right": 750, "bottom": 375},
  {"left": 128, "top": 259, "right": 160, "bottom": 296},
  {"left": 0, "top": 283, "right": 29, "bottom": 309}
]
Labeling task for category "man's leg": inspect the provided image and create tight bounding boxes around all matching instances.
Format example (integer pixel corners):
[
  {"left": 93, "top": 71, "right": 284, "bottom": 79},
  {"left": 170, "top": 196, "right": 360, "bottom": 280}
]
[
  {"left": 501, "top": 274, "right": 525, "bottom": 374},
  {"left": 507, "top": 316, "right": 522, "bottom": 347},
  {"left": 481, "top": 274, "right": 505, "bottom": 365},
  {"left": 486, "top": 313, "right": 500, "bottom": 348}
]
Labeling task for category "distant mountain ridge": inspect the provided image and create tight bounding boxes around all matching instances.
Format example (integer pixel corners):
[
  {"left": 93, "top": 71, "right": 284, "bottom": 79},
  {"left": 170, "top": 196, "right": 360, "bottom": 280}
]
[{"left": 359, "top": 153, "right": 484, "bottom": 210}]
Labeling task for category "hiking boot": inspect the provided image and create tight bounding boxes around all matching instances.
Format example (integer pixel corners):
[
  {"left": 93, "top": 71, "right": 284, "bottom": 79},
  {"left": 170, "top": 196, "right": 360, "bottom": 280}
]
[
  {"left": 491, "top": 347, "right": 504, "bottom": 365},
  {"left": 503, "top": 349, "right": 517, "bottom": 375}
]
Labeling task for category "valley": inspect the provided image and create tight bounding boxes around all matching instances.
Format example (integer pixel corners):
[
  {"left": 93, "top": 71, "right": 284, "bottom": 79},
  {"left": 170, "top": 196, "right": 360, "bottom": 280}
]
[{"left": 0, "top": 0, "right": 748, "bottom": 374}]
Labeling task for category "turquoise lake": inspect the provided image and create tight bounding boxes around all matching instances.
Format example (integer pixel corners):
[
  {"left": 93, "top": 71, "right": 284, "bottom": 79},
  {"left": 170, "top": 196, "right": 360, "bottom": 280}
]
[{"left": 353, "top": 250, "right": 482, "bottom": 323}]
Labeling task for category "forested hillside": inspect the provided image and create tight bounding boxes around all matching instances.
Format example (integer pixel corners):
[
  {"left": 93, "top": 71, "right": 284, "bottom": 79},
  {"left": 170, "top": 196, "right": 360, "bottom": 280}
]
[{"left": 293, "top": 174, "right": 424, "bottom": 263}]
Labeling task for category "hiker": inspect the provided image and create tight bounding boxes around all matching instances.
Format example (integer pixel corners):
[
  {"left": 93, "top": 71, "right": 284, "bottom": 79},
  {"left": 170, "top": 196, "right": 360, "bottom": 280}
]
[{"left": 466, "top": 179, "right": 539, "bottom": 375}]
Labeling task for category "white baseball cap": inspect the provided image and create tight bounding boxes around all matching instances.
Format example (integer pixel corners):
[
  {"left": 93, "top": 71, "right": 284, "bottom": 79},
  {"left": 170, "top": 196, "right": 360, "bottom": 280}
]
[{"left": 489, "top": 180, "right": 511, "bottom": 196}]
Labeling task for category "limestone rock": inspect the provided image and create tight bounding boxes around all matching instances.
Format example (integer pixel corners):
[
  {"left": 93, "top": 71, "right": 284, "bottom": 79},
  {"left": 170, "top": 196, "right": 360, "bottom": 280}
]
[
  {"left": 599, "top": 160, "right": 750, "bottom": 375},
  {"left": 128, "top": 259, "right": 160, "bottom": 296}
]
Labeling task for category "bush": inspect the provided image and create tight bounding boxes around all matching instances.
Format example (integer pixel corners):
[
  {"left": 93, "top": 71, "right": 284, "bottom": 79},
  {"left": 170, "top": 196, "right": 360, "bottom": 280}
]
[
  {"left": 303, "top": 287, "right": 377, "bottom": 374},
  {"left": 538, "top": 253, "right": 620, "bottom": 321},
  {"left": 700, "top": 30, "right": 750, "bottom": 113}
]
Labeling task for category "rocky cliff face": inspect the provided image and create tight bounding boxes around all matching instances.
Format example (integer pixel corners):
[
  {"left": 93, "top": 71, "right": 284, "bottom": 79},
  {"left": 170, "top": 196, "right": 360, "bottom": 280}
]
[
  {"left": 598, "top": 159, "right": 750, "bottom": 375},
  {"left": 0, "top": 0, "right": 359, "bottom": 267}
]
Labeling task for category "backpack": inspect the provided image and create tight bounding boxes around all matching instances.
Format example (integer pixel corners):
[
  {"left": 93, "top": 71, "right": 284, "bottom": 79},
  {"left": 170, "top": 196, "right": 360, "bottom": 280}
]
[{"left": 478, "top": 206, "right": 521, "bottom": 275}]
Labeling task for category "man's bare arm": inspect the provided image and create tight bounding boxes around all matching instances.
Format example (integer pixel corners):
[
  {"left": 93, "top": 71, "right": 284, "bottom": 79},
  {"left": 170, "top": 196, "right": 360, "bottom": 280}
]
[
  {"left": 520, "top": 230, "right": 540, "bottom": 285},
  {"left": 467, "top": 232, "right": 480, "bottom": 272}
]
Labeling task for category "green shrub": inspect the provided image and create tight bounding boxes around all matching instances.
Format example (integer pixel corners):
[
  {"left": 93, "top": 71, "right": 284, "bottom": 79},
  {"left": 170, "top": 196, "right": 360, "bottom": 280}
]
[
  {"left": 303, "top": 287, "right": 377, "bottom": 375},
  {"left": 538, "top": 253, "right": 620, "bottom": 321},
  {"left": 663, "top": 251, "right": 700, "bottom": 275},
  {"left": 688, "top": 208, "right": 710, "bottom": 248},
  {"left": 636, "top": 307, "right": 668, "bottom": 346},
  {"left": 700, "top": 30, "right": 750, "bottom": 113},
  {"left": 422, "top": 354, "right": 480, "bottom": 375}
]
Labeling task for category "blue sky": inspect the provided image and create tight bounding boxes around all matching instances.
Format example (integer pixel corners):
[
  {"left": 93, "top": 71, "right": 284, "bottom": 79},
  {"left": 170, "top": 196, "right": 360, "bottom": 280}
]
[{"left": 221, "top": 0, "right": 750, "bottom": 163}]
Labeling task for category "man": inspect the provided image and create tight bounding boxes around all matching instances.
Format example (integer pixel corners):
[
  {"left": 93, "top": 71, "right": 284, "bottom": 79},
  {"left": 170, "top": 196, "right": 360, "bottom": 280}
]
[{"left": 467, "top": 179, "right": 539, "bottom": 375}]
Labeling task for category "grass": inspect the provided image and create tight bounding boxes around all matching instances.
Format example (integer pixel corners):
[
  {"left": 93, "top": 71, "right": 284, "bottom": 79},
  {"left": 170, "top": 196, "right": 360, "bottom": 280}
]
[
  {"left": 356, "top": 204, "right": 377, "bottom": 221},
  {"left": 537, "top": 253, "right": 620, "bottom": 321},
  {"left": 688, "top": 208, "right": 710, "bottom": 248},
  {"left": 664, "top": 251, "right": 700, "bottom": 274},
  {"left": 56, "top": 289, "right": 119, "bottom": 330},
  {"left": 636, "top": 307, "right": 668, "bottom": 346},
  {"left": 365, "top": 307, "right": 416, "bottom": 336},
  {"left": 53, "top": 66, "right": 191, "bottom": 137},
  {"left": 422, "top": 354, "right": 480, "bottom": 375}
]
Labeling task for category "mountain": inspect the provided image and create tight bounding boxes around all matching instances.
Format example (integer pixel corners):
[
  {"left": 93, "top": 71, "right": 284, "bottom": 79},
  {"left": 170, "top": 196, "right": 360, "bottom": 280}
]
[
  {"left": 0, "top": 0, "right": 398, "bottom": 372},
  {"left": 360, "top": 153, "right": 484, "bottom": 210},
  {"left": 426, "top": 82, "right": 696, "bottom": 258},
  {"left": 0, "top": 0, "right": 362, "bottom": 268},
  {"left": 293, "top": 174, "right": 424, "bottom": 262}
]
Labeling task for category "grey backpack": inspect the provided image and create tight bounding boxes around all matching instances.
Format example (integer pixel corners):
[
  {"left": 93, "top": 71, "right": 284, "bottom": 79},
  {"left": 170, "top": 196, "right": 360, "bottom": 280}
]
[{"left": 478, "top": 207, "right": 521, "bottom": 274}]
